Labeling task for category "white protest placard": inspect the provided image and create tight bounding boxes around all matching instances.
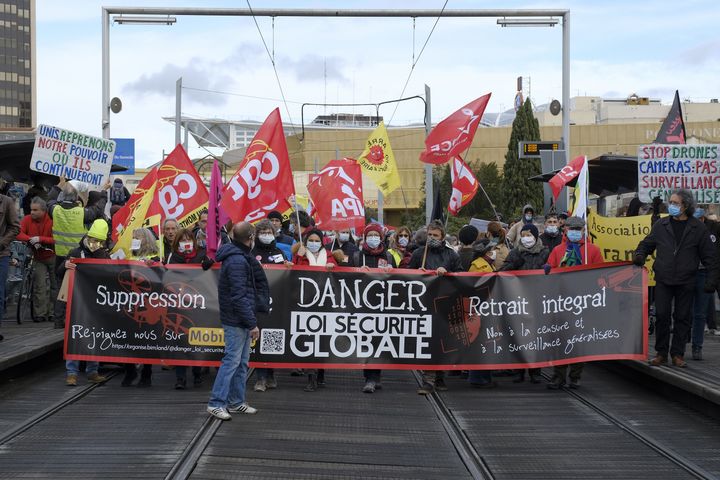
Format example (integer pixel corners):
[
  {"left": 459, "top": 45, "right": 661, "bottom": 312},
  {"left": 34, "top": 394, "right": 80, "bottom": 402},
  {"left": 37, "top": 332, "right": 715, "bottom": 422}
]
[
  {"left": 638, "top": 144, "right": 720, "bottom": 203},
  {"left": 31, "top": 125, "right": 116, "bottom": 188}
]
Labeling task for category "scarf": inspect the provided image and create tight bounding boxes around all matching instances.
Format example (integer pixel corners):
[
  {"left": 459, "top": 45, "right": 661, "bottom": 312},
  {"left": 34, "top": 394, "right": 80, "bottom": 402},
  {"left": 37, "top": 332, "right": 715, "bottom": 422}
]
[
  {"left": 306, "top": 247, "right": 328, "bottom": 266},
  {"left": 560, "top": 242, "right": 583, "bottom": 267}
]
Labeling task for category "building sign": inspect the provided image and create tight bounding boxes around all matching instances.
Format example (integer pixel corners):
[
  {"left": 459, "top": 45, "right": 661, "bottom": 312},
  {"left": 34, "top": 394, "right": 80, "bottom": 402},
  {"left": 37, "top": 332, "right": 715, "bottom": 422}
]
[
  {"left": 31, "top": 124, "right": 115, "bottom": 187},
  {"left": 111, "top": 138, "right": 135, "bottom": 175},
  {"left": 519, "top": 141, "right": 561, "bottom": 159},
  {"left": 637, "top": 144, "right": 720, "bottom": 203}
]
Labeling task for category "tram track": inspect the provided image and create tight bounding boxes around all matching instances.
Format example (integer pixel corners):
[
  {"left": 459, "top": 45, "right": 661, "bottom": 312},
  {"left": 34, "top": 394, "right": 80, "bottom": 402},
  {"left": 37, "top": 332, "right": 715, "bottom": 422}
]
[
  {"left": 0, "top": 370, "right": 120, "bottom": 447},
  {"left": 164, "top": 368, "right": 254, "bottom": 480},
  {"left": 539, "top": 371, "right": 716, "bottom": 480},
  {"left": 412, "top": 370, "right": 495, "bottom": 480}
]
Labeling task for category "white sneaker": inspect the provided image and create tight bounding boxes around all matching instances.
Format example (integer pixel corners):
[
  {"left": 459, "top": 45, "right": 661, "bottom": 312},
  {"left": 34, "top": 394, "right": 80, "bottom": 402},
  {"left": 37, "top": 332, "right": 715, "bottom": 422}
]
[
  {"left": 711, "top": 329, "right": 720, "bottom": 336},
  {"left": 207, "top": 406, "right": 231, "bottom": 420},
  {"left": 228, "top": 403, "right": 257, "bottom": 414}
]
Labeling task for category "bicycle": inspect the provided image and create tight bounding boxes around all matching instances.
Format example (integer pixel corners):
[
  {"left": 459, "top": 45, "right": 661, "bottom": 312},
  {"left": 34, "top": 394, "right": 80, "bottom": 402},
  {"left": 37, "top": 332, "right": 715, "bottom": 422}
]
[{"left": 14, "top": 242, "right": 53, "bottom": 324}]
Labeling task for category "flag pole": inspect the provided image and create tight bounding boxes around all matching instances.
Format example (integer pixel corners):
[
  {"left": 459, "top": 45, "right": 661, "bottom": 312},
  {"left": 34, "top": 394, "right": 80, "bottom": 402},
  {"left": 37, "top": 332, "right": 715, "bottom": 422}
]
[
  {"left": 584, "top": 156, "right": 588, "bottom": 265},
  {"left": 291, "top": 195, "right": 304, "bottom": 246}
]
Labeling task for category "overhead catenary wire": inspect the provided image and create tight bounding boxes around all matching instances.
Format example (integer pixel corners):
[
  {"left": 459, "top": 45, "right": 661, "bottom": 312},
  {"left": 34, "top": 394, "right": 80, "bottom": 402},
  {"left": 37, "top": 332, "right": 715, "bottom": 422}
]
[
  {"left": 245, "top": 0, "right": 298, "bottom": 136},
  {"left": 387, "top": 0, "right": 449, "bottom": 126}
]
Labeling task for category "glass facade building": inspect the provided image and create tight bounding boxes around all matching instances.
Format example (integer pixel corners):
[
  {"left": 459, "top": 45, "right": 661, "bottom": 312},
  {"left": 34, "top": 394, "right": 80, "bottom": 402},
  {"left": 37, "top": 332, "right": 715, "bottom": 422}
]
[{"left": 0, "top": 0, "right": 33, "bottom": 129}]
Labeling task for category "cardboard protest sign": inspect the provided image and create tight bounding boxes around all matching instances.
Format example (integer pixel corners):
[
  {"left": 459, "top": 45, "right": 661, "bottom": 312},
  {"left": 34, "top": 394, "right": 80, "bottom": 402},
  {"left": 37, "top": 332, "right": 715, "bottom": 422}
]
[
  {"left": 638, "top": 144, "right": 720, "bottom": 203},
  {"left": 587, "top": 211, "right": 657, "bottom": 286},
  {"left": 32, "top": 125, "right": 115, "bottom": 187}
]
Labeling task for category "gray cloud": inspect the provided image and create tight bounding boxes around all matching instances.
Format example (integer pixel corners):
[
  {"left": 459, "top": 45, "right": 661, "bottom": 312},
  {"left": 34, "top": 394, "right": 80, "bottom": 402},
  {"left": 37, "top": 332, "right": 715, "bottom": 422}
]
[
  {"left": 123, "top": 45, "right": 346, "bottom": 104},
  {"left": 678, "top": 39, "right": 720, "bottom": 65},
  {"left": 281, "top": 54, "right": 348, "bottom": 83}
]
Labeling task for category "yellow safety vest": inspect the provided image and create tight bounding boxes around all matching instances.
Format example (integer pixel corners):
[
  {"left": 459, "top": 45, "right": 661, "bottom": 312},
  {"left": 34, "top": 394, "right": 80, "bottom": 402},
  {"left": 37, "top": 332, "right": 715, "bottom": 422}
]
[
  {"left": 53, "top": 206, "right": 87, "bottom": 256},
  {"left": 388, "top": 248, "right": 402, "bottom": 267}
]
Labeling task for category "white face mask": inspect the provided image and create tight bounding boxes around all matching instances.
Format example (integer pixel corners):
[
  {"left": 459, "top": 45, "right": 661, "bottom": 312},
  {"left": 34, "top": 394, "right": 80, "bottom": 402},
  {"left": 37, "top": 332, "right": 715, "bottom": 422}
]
[
  {"left": 258, "top": 234, "right": 274, "bottom": 245},
  {"left": 520, "top": 236, "right": 536, "bottom": 248},
  {"left": 339, "top": 232, "right": 350, "bottom": 243},
  {"left": 326, "top": 233, "right": 336, "bottom": 242},
  {"left": 306, "top": 241, "right": 322, "bottom": 253},
  {"left": 131, "top": 238, "right": 142, "bottom": 251},
  {"left": 365, "top": 236, "right": 381, "bottom": 249},
  {"left": 545, "top": 225, "right": 559, "bottom": 235},
  {"left": 488, "top": 250, "right": 497, "bottom": 261},
  {"left": 524, "top": 213, "right": 533, "bottom": 222},
  {"left": 398, "top": 236, "right": 409, "bottom": 247},
  {"left": 179, "top": 241, "right": 194, "bottom": 253}
]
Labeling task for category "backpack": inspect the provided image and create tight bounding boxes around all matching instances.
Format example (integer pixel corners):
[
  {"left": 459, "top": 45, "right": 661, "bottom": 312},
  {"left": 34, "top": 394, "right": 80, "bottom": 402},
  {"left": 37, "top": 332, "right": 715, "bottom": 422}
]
[{"left": 110, "top": 185, "right": 125, "bottom": 205}]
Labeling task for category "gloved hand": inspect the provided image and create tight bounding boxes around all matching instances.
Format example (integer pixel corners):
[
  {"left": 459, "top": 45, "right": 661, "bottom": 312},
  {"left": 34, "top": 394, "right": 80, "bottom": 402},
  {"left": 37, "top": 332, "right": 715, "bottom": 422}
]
[
  {"left": 632, "top": 254, "right": 646, "bottom": 267},
  {"left": 201, "top": 257, "right": 215, "bottom": 271},
  {"left": 542, "top": 264, "right": 551, "bottom": 275}
]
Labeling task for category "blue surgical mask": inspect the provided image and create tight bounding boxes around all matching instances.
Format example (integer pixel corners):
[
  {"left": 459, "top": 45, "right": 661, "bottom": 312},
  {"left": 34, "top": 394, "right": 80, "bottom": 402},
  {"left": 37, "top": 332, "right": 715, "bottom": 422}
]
[
  {"left": 365, "top": 236, "right": 381, "bottom": 249},
  {"left": 668, "top": 204, "right": 682, "bottom": 217},
  {"left": 306, "top": 241, "right": 322, "bottom": 253},
  {"left": 567, "top": 230, "right": 583, "bottom": 243},
  {"left": 694, "top": 209, "right": 704, "bottom": 219},
  {"left": 545, "top": 225, "right": 559, "bottom": 236}
]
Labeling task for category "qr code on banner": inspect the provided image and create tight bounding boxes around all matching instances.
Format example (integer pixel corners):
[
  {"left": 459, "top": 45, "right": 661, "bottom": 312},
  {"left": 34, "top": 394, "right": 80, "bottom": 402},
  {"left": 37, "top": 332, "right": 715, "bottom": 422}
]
[{"left": 260, "top": 329, "right": 285, "bottom": 355}]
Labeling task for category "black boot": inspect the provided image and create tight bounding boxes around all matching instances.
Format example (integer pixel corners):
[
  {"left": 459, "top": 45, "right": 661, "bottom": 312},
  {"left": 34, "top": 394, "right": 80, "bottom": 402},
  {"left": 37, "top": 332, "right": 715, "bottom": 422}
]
[
  {"left": 304, "top": 374, "right": 317, "bottom": 392},
  {"left": 317, "top": 369, "right": 326, "bottom": 387},
  {"left": 513, "top": 371, "right": 525, "bottom": 383},
  {"left": 121, "top": 366, "right": 138, "bottom": 387}
]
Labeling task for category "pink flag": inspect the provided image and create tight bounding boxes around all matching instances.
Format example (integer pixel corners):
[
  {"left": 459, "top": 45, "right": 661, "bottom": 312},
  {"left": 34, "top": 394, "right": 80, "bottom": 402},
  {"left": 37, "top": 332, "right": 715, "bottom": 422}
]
[{"left": 207, "top": 160, "right": 229, "bottom": 259}]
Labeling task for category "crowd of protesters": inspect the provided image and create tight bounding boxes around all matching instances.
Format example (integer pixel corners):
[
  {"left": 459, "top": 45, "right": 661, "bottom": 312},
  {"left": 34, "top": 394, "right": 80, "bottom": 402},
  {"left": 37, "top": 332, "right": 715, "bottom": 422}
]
[{"left": 1, "top": 177, "right": 719, "bottom": 421}]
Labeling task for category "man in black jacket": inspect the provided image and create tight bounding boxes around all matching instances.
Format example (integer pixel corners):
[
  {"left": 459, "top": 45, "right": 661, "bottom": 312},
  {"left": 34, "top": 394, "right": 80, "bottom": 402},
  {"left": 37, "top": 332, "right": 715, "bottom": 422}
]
[
  {"left": 634, "top": 189, "right": 718, "bottom": 367},
  {"left": 409, "top": 220, "right": 463, "bottom": 394}
]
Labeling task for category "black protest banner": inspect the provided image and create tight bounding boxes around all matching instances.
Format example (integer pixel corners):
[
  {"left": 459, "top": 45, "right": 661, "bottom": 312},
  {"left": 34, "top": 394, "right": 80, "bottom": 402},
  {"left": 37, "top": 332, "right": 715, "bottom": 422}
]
[{"left": 65, "top": 260, "right": 648, "bottom": 369}]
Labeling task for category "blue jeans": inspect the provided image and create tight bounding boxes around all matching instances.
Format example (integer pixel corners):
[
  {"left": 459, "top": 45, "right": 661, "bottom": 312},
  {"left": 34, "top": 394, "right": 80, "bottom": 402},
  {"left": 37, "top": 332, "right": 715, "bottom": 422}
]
[
  {"left": 66, "top": 360, "right": 99, "bottom": 375},
  {"left": 692, "top": 270, "right": 712, "bottom": 348},
  {"left": 208, "top": 324, "right": 252, "bottom": 408},
  {"left": 0, "top": 255, "right": 9, "bottom": 318}
]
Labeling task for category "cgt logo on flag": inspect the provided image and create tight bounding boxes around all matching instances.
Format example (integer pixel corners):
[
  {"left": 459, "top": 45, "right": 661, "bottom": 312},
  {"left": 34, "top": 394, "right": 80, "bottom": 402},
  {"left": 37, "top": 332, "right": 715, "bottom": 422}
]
[
  {"left": 448, "top": 157, "right": 479, "bottom": 216},
  {"left": 221, "top": 108, "right": 295, "bottom": 223},
  {"left": 420, "top": 93, "right": 491, "bottom": 165}
]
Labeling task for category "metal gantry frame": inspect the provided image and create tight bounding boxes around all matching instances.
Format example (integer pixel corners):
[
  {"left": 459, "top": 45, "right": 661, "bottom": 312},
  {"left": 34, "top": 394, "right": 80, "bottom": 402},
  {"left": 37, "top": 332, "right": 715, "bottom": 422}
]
[{"left": 102, "top": 7, "right": 570, "bottom": 224}]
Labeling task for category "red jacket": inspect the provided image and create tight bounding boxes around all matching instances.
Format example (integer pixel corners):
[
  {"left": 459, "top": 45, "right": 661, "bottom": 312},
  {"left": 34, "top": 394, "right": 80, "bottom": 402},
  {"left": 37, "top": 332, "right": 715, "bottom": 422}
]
[
  {"left": 548, "top": 237, "right": 604, "bottom": 268},
  {"left": 17, "top": 213, "right": 55, "bottom": 260}
]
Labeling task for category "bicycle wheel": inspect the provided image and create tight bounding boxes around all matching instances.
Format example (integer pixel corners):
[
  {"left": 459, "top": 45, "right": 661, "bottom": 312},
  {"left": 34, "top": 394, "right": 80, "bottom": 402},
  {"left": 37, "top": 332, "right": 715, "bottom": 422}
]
[{"left": 16, "top": 267, "right": 34, "bottom": 324}]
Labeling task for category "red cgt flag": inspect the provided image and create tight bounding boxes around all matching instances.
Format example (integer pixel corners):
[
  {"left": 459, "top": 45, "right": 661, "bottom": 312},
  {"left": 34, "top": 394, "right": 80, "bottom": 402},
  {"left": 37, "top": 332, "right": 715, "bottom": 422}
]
[
  {"left": 306, "top": 158, "right": 365, "bottom": 231},
  {"left": 157, "top": 144, "right": 209, "bottom": 229},
  {"left": 420, "top": 93, "right": 491, "bottom": 165},
  {"left": 549, "top": 155, "right": 586, "bottom": 200},
  {"left": 221, "top": 108, "right": 296, "bottom": 223},
  {"left": 448, "top": 157, "right": 479, "bottom": 216}
]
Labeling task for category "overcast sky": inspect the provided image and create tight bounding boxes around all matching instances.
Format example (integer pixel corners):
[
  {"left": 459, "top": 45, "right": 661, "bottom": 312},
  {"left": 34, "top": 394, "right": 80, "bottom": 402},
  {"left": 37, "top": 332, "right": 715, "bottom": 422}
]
[{"left": 36, "top": 0, "right": 720, "bottom": 168}]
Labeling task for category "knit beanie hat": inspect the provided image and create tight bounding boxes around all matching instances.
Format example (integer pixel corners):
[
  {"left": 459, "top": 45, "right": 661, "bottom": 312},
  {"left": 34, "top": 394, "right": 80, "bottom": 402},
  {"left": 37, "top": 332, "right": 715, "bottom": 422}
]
[
  {"left": 520, "top": 223, "right": 539, "bottom": 239},
  {"left": 364, "top": 223, "right": 383, "bottom": 238}
]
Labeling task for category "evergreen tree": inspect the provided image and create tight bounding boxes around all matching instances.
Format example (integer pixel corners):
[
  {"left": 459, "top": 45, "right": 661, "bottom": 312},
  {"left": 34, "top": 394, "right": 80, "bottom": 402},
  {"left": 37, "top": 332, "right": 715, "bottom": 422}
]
[{"left": 500, "top": 98, "right": 543, "bottom": 219}]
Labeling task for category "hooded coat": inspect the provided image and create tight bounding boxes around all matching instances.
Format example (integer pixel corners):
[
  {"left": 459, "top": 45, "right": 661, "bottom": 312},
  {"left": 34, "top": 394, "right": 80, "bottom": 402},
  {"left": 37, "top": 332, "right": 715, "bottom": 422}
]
[{"left": 216, "top": 241, "right": 269, "bottom": 329}]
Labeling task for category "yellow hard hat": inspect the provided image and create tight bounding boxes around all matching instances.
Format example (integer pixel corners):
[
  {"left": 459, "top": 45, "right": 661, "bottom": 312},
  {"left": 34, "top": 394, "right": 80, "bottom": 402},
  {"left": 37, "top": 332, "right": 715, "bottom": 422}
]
[{"left": 87, "top": 219, "right": 108, "bottom": 241}]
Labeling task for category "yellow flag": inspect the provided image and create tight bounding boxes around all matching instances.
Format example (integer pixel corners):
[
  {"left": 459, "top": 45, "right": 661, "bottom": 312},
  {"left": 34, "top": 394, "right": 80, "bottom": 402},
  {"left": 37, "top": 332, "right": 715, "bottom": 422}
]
[
  {"left": 357, "top": 122, "right": 401, "bottom": 196},
  {"left": 111, "top": 183, "right": 158, "bottom": 258}
]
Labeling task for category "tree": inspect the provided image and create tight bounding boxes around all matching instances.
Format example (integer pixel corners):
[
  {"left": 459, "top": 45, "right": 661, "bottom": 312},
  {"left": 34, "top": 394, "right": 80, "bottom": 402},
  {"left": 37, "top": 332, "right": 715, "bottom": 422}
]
[{"left": 500, "top": 98, "right": 543, "bottom": 219}]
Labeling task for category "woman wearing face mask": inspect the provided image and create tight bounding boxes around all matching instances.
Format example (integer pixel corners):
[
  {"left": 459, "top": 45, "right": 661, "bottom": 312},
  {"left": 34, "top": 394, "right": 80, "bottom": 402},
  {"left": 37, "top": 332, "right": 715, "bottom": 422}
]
[
  {"left": 168, "top": 228, "right": 214, "bottom": 389},
  {"left": 486, "top": 221, "right": 510, "bottom": 267},
  {"left": 469, "top": 239, "right": 497, "bottom": 273},
  {"left": 507, "top": 204, "right": 536, "bottom": 247},
  {"left": 388, "top": 226, "right": 412, "bottom": 268},
  {"left": 250, "top": 219, "right": 292, "bottom": 393},
  {"left": 291, "top": 229, "right": 336, "bottom": 392},
  {"left": 350, "top": 224, "right": 397, "bottom": 394},
  {"left": 122, "top": 227, "right": 161, "bottom": 387},
  {"left": 499, "top": 223, "right": 549, "bottom": 384}
]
